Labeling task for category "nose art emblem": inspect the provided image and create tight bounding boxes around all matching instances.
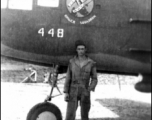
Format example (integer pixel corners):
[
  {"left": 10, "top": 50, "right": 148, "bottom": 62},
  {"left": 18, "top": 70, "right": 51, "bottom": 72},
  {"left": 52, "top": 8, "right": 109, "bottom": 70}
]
[{"left": 66, "top": 0, "right": 94, "bottom": 18}]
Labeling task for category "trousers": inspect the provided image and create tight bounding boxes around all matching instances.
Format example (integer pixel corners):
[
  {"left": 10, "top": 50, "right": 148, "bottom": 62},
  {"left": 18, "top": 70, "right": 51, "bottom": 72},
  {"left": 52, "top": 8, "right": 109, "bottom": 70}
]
[{"left": 65, "top": 86, "right": 91, "bottom": 120}]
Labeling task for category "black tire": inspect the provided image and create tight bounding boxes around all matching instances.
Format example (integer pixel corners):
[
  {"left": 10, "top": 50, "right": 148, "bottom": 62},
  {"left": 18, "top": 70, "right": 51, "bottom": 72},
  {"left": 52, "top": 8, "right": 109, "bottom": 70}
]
[{"left": 26, "top": 102, "right": 62, "bottom": 120}]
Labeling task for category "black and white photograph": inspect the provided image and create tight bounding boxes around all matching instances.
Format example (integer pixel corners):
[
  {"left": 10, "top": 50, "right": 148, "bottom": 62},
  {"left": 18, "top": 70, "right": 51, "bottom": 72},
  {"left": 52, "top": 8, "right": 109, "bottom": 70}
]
[{"left": 1, "top": 0, "right": 151, "bottom": 120}]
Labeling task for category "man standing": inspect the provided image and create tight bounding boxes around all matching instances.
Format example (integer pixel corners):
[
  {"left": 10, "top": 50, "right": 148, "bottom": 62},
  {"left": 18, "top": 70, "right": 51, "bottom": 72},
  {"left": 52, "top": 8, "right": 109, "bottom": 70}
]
[{"left": 64, "top": 40, "right": 98, "bottom": 120}]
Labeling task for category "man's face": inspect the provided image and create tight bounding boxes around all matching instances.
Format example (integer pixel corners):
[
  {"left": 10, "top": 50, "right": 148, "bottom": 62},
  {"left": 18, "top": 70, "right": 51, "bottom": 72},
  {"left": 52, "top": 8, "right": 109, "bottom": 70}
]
[{"left": 76, "top": 45, "right": 86, "bottom": 56}]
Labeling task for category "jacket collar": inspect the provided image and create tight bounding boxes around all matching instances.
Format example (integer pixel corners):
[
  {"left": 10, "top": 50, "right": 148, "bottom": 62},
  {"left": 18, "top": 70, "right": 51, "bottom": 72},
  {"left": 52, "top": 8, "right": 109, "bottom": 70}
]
[{"left": 73, "top": 55, "right": 92, "bottom": 68}]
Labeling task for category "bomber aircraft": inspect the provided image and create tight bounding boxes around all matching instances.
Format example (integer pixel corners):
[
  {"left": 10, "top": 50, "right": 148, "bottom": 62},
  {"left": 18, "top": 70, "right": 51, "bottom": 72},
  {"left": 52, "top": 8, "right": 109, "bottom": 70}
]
[{"left": 1, "top": 0, "right": 151, "bottom": 120}]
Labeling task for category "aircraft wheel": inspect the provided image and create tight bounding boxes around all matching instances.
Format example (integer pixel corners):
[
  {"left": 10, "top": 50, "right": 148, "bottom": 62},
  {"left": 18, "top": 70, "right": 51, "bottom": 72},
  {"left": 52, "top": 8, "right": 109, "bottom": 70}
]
[{"left": 26, "top": 102, "right": 62, "bottom": 120}]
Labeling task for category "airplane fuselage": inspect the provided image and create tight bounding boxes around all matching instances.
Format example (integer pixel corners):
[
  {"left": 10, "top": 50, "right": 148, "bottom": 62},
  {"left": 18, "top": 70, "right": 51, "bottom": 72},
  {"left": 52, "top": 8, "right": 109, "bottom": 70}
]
[{"left": 1, "top": 0, "right": 151, "bottom": 75}]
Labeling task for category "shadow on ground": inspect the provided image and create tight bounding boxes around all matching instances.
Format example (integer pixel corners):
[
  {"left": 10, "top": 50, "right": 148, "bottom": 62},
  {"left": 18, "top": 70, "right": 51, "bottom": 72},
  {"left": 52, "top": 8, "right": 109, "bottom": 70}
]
[{"left": 76, "top": 98, "right": 151, "bottom": 120}]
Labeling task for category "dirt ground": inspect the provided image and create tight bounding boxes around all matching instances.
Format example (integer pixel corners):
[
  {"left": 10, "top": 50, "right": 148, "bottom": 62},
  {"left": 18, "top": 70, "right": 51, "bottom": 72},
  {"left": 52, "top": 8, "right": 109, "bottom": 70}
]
[
  {"left": 1, "top": 83, "right": 151, "bottom": 120},
  {"left": 1, "top": 57, "right": 151, "bottom": 120}
]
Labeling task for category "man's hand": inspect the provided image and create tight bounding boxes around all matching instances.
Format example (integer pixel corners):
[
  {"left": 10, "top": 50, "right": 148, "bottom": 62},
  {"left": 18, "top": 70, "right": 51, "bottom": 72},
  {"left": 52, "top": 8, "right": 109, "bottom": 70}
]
[
  {"left": 64, "top": 93, "right": 69, "bottom": 102},
  {"left": 88, "top": 87, "right": 94, "bottom": 92}
]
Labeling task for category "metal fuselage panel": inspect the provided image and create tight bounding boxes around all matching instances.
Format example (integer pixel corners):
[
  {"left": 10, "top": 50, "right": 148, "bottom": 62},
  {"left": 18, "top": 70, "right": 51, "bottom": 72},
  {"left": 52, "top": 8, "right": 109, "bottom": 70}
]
[{"left": 1, "top": 0, "right": 151, "bottom": 74}]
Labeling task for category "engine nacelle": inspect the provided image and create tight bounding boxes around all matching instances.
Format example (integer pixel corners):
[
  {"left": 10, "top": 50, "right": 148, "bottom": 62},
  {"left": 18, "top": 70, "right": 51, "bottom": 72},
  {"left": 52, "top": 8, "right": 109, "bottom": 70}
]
[{"left": 135, "top": 74, "right": 151, "bottom": 93}]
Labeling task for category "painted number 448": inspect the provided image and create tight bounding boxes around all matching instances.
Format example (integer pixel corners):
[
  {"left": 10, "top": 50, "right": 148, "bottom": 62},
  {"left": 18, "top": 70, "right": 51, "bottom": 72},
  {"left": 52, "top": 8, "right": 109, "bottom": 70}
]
[{"left": 38, "top": 28, "right": 64, "bottom": 38}]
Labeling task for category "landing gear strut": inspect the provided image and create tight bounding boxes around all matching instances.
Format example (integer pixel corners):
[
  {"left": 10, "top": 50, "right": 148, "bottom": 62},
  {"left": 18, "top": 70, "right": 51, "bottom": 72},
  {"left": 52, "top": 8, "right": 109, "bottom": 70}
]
[
  {"left": 26, "top": 65, "right": 63, "bottom": 120},
  {"left": 45, "top": 65, "right": 62, "bottom": 101}
]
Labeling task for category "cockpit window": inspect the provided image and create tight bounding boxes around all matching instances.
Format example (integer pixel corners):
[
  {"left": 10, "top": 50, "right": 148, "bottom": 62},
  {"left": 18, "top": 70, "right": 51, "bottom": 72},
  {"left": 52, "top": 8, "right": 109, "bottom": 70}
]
[
  {"left": 37, "top": 0, "right": 59, "bottom": 7},
  {"left": 1, "top": 0, "right": 8, "bottom": 9},
  {"left": 8, "top": 0, "right": 33, "bottom": 10}
]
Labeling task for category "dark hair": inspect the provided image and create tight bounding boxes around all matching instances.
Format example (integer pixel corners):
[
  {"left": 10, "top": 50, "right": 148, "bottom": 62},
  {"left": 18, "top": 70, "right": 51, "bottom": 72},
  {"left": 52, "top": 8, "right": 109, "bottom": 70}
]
[{"left": 75, "top": 40, "right": 86, "bottom": 48}]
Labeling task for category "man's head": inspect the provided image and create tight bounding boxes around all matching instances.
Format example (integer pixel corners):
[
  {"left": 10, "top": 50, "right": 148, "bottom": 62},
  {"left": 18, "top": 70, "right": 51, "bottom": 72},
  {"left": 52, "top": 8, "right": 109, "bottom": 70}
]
[{"left": 75, "top": 40, "right": 87, "bottom": 56}]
